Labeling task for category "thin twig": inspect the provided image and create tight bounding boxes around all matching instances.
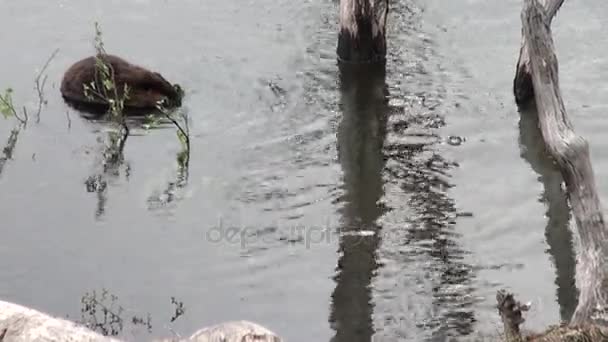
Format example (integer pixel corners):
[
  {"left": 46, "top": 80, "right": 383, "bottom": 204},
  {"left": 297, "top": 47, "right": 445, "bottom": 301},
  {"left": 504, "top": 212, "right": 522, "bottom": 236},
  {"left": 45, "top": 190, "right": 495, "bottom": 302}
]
[
  {"left": 22, "top": 106, "right": 28, "bottom": 125},
  {"left": 34, "top": 48, "right": 59, "bottom": 123},
  {"left": 158, "top": 107, "right": 190, "bottom": 150},
  {"left": 66, "top": 110, "right": 72, "bottom": 131}
]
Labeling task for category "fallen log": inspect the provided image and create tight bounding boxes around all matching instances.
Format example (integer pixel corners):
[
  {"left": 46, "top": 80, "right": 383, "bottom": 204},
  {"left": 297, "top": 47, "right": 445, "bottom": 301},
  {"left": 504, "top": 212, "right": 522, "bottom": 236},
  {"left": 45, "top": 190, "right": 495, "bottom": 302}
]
[
  {"left": 337, "top": 0, "right": 389, "bottom": 63},
  {"left": 498, "top": 0, "right": 608, "bottom": 340},
  {"left": 513, "top": 0, "right": 565, "bottom": 105},
  {"left": 0, "top": 300, "right": 282, "bottom": 342}
]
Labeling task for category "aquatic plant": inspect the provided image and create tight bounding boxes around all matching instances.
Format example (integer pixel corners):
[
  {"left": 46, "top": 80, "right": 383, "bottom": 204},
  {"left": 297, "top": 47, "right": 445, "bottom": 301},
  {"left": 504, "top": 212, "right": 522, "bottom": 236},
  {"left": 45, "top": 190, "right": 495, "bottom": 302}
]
[
  {"left": 85, "top": 22, "right": 191, "bottom": 176},
  {"left": 0, "top": 50, "right": 58, "bottom": 178},
  {"left": 0, "top": 88, "right": 27, "bottom": 124},
  {"left": 83, "top": 22, "right": 131, "bottom": 154}
]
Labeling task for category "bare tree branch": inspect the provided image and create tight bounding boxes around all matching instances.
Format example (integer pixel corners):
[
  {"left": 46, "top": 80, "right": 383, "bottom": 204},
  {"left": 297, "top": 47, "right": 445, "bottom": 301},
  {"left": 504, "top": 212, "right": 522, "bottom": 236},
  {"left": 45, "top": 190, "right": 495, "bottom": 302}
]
[{"left": 34, "top": 48, "right": 59, "bottom": 123}]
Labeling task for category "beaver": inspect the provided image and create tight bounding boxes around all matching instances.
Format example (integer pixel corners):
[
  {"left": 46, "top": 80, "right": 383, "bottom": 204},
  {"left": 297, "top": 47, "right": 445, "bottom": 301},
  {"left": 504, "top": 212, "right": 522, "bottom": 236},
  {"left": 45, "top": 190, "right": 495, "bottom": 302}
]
[{"left": 60, "top": 54, "right": 183, "bottom": 116}]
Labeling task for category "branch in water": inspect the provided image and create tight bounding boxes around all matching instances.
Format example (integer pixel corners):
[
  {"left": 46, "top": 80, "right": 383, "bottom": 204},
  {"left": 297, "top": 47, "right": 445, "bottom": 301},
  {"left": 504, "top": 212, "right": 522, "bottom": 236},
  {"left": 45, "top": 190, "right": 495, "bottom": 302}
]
[{"left": 34, "top": 49, "right": 59, "bottom": 123}]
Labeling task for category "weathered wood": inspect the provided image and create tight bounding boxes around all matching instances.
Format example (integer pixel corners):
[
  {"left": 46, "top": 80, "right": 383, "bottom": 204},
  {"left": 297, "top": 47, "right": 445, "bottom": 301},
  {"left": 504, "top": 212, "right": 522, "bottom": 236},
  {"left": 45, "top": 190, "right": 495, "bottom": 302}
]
[
  {"left": 337, "top": 0, "right": 388, "bottom": 63},
  {"left": 523, "top": 0, "right": 608, "bottom": 326},
  {"left": 513, "top": 0, "right": 565, "bottom": 105},
  {"left": 496, "top": 290, "right": 528, "bottom": 342},
  {"left": 498, "top": 0, "right": 608, "bottom": 339},
  {"left": 497, "top": 292, "right": 608, "bottom": 341},
  {"left": 0, "top": 300, "right": 282, "bottom": 342}
]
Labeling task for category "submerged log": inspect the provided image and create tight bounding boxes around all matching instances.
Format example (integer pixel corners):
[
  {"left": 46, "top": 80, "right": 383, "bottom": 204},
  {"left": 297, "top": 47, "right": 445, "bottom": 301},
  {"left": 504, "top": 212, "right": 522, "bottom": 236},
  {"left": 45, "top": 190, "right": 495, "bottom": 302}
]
[
  {"left": 337, "top": 0, "right": 389, "bottom": 63},
  {"left": 513, "top": 0, "right": 565, "bottom": 105},
  {"left": 499, "top": 0, "right": 608, "bottom": 340},
  {"left": 0, "top": 300, "right": 282, "bottom": 342}
]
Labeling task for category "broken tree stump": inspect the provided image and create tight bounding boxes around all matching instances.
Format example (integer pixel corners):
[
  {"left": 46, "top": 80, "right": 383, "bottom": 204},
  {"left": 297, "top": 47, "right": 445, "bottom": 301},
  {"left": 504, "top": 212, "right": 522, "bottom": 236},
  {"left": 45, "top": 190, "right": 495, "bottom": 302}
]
[
  {"left": 337, "top": 0, "right": 389, "bottom": 64},
  {"left": 513, "top": 0, "right": 565, "bottom": 105},
  {"left": 499, "top": 0, "right": 608, "bottom": 340}
]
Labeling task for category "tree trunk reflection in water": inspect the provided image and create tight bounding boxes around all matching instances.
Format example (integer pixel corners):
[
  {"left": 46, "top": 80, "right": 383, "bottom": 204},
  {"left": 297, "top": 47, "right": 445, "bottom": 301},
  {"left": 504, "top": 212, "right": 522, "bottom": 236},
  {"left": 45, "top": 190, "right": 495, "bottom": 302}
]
[
  {"left": 385, "top": 134, "right": 476, "bottom": 340},
  {"left": 381, "top": 85, "right": 476, "bottom": 340},
  {"left": 329, "top": 0, "right": 477, "bottom": 339},
  {"left": 517, "top": 105, "right": 578, "bottom": 322},
  {"left": 330, "top": 62, "right": 389, "bottom": 342}
]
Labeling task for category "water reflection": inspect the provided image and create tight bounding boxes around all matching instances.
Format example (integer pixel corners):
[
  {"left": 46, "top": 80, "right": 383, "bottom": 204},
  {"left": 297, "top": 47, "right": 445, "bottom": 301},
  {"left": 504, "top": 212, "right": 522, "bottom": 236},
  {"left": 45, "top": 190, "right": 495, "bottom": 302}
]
[
  {"left": 385, "top": 121, "right": 477, "bottom": 339},
  {"left": 85, "top": 128, "right": 131, "bottom": 219},
  {"left": 517, "top": 105, "right": 577, "bottom": 322},
  {"left": 0, "top": 127, "right": 21, "bottom": 179},
  {"left": 328, "top": 0, "right": 478, "bottom": 339},
  {"left": 380, "top": 62, "right": 476, "bottom": 342},
  {"left": 145, "top": 111, "right": 191, "bottom": 212},
  {"left": 146, "top": 147, "right": 190, "bottom": 211},
  {"left": 329, "top": 62, "right": 389, "bottom": 342}
]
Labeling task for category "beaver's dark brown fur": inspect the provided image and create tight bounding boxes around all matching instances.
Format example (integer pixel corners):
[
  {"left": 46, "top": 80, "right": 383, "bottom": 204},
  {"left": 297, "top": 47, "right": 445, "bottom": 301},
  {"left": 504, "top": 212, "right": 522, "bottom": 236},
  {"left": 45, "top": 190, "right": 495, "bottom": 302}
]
[{"left": 60, "top": 54, "right": 183, "bottom": 116}]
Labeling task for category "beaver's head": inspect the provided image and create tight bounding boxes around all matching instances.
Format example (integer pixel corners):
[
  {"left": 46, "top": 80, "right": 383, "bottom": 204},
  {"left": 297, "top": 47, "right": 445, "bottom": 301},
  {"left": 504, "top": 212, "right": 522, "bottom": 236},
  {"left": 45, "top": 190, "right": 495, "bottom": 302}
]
[
  {"left": 145, "top": 72, "right": 184, "bottom": 109},
  {"left": 149, "top": 83, "right": 183, "bottom": 110},
  {"left": 121, "top": 70, "right": 184, "bottom": 111}
]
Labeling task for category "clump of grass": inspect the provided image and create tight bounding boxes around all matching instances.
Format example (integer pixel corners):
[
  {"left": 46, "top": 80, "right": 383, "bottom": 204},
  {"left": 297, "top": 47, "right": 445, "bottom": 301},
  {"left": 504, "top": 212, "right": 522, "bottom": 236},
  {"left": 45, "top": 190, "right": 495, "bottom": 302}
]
[
  {"left": 80, "top": 288, "right": 152, "bottom": 337},
  {"left": 0, "top": 49, "right": 58, "bottom": 177}
]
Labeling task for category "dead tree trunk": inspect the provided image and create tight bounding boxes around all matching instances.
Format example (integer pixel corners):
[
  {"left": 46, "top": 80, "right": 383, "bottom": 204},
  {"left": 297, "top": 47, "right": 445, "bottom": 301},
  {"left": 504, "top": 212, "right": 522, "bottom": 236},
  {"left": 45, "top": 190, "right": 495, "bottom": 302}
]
[
  {"left": 513, "top": 0, "right": 565, "bottom": 105},
  {"left": 337, "top": 0, "right": 388, "bottom": 64},
  {"left": 498, "top": 0, "right": 608, "bottom": 340}
]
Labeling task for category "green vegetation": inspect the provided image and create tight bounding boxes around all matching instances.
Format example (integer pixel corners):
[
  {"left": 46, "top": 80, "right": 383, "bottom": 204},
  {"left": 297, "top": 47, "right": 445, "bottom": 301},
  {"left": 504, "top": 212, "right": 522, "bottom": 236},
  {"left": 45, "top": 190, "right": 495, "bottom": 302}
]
[
  {"left": 79, "top": 288, "right": 185, "bottom": 337},
  {"left": 83, "top": 22, "right": 191, "bottom": 218},
  {"left": 0, "top": 88, "right": 27, "bottom": 124},
  {"left": 86, "top": 21, "right": 190, "bottom": 171},
  {"left": 0, "top": 49, "right": 57, "bottom": 178},
  {"left": 83, "top": 22, "right": 131, "bottom": 158}
]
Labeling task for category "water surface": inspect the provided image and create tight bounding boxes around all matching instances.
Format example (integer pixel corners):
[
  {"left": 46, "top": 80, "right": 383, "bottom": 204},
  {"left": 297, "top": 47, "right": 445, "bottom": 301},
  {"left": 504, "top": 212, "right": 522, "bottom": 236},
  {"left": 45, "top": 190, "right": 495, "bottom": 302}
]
[{"left": 0, "top": 0, "right": 607, "bottom": 341}]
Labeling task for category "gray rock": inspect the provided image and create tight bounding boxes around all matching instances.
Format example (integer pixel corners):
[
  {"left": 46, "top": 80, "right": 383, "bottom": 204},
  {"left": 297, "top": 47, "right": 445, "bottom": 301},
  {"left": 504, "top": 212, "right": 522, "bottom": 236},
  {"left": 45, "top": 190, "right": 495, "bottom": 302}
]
[
  {"left": 182, "top": 320, "right": 282, "bottom": 342},
  {"left": 0, "top": 300, "right": 282, "bottom": 342},
  {"left": 0, "top": 300, "right": 118, "bottom": 342}
]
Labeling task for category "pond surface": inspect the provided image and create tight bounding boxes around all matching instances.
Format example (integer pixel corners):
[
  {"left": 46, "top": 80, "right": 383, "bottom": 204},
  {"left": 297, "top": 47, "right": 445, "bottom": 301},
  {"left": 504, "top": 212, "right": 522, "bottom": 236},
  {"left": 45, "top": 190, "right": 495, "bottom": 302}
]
[{"left": 1, "top": 0, "right": 607, "bottom": 341}]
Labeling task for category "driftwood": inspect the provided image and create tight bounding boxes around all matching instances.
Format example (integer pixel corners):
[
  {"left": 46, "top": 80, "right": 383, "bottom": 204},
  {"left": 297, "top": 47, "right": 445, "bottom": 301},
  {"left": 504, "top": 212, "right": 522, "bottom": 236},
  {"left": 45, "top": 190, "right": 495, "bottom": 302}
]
[
  {"left": 498, "top": 0, "right": 608, "bottom": 340},
  {"left": 337, "top": 0, "right": 389, "bottom": 63},
  {"left": 0, "top": 300, "right": 282, "bottom": 342},
  {"left": 513, "top": 0, "right": 565, "bottom": 104}
]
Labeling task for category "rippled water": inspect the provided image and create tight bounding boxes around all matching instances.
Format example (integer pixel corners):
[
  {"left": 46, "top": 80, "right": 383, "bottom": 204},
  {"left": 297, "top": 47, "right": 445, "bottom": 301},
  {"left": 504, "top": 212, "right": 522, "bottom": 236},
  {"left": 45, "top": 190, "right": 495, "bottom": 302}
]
[{"left": 1, "top": 0, "right": 607, "bottom": 341}]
